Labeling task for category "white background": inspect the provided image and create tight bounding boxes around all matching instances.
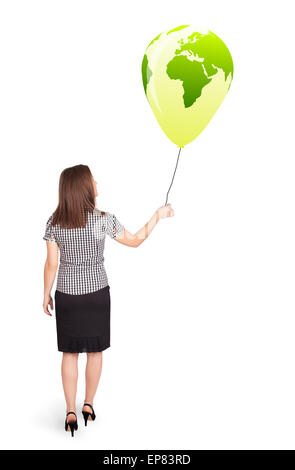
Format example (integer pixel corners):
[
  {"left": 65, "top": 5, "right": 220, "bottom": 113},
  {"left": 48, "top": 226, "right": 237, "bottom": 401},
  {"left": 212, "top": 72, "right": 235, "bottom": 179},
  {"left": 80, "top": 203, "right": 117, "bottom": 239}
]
[{"left": 0, "top": 0, "right": 294, "bottom": 450}]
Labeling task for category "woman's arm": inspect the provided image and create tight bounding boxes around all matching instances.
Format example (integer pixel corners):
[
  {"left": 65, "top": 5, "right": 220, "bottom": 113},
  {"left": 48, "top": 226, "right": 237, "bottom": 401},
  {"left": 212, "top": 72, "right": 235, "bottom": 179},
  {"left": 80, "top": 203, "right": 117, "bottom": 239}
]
[
  {"left": 114, "top": 203, "right": 174, "bottom": 248},
  {"left": 43, "top": 241, "right": 59, "bottom": 316}
]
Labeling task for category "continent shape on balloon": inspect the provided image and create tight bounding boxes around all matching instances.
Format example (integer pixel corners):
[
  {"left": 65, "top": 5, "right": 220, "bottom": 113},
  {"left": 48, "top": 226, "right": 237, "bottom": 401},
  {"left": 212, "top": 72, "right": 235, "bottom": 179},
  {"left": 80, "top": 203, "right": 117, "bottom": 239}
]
[{"left": 142, "top": 25, "right": 234, "bottom": 148}]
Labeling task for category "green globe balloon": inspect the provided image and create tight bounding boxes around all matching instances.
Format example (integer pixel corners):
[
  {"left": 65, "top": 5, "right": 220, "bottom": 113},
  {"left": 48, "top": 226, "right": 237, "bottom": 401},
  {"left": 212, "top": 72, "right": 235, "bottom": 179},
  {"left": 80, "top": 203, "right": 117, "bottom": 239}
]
[{"left": 142, "top": 25, "right": 234, "bottom": 148}]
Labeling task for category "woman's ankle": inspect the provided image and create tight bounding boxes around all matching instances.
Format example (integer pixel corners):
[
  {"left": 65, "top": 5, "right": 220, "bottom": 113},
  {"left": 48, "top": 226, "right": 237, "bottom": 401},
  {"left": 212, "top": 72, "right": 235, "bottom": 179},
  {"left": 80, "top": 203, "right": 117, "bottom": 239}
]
[
  {"left": 84, "top": 399, "right": 93, "bottom": 406},
  {"left": 66, "top": 407, "right": 77, "bottom": 414}
]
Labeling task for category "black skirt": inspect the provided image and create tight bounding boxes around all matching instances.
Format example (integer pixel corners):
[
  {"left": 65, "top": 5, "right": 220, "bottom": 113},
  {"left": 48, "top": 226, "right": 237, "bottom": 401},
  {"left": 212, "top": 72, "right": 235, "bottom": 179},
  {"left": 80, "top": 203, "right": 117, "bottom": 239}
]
[{"left": 54, "top": 285, "right": 111, "bottom": 353}]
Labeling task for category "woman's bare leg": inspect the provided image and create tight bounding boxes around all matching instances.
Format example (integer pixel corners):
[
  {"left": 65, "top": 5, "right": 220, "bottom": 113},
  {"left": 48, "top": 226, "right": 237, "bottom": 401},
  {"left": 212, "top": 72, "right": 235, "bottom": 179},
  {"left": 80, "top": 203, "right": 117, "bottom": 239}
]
[
  {"left": 83, "top": 352, "right": 103, "bottom": 412},
  {"left": 61, "top": 352, "right": 79, "bottom": 422}
]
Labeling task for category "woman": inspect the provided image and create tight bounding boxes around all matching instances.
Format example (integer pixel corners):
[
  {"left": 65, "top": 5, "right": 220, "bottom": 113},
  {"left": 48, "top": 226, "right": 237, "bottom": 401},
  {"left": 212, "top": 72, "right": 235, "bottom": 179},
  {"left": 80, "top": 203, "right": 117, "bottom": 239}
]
[{"left": 42, "top": 164, "right": 174, "bottom": 436}]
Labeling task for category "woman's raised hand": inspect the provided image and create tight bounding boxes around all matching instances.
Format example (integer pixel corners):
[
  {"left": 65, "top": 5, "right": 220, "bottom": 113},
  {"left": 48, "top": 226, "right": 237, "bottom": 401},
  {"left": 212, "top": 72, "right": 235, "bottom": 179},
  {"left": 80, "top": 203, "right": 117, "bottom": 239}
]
[{"left": 156, "top": 203, "right": 174, "bottom": 219}]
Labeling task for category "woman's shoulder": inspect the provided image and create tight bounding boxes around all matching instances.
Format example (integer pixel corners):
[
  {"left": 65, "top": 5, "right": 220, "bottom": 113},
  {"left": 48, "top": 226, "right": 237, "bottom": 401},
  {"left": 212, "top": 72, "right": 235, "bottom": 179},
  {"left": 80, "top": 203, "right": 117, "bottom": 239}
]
[
  {"left": 45, "top": 213, "right": 54, "bottom": 223},
  {"left": 93, "top": 208, "right": 109, "bottom": 217}
]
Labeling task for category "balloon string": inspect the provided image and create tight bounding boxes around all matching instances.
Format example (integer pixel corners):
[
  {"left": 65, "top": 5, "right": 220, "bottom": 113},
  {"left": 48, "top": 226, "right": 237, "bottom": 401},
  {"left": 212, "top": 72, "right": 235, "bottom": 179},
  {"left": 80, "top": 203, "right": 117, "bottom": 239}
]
[{"left": 165, "top": 147, "right": 182, "bottom": 205}]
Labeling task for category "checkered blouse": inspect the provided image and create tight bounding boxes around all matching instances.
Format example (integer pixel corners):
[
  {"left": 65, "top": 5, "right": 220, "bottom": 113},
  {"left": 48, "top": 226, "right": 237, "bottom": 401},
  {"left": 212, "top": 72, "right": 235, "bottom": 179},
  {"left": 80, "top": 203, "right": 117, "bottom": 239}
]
[{"left": 43, "top": 208, "right": 125, "bottom": 295}]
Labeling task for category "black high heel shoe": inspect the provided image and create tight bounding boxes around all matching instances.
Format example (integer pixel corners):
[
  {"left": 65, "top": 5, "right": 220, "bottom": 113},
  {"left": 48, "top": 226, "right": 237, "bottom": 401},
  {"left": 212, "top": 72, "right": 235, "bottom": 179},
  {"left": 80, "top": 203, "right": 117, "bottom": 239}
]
[
  {"left": 82, "top": 403, "right": 96, "bottom": 426},
  {"left": 65, "top": 411, "right": 78, "bottom": 437}
]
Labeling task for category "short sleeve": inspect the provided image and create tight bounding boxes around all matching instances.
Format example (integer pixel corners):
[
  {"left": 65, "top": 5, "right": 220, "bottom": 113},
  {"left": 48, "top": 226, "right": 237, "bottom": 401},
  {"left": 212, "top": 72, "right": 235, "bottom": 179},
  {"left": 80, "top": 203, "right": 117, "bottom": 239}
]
[
  {"left": 43, "top": 215, "right": 57, "bottom": 243},
  {"left": 106, "top": 212, "right": 125, "bottom": 239}
]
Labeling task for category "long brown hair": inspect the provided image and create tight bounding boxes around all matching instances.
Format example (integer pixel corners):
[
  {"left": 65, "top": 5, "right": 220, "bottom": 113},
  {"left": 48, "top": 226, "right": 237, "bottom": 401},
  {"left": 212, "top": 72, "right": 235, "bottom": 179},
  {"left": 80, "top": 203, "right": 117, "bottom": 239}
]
[{"left": 52, "top": 164, "right": 105, "bottom": 229}]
